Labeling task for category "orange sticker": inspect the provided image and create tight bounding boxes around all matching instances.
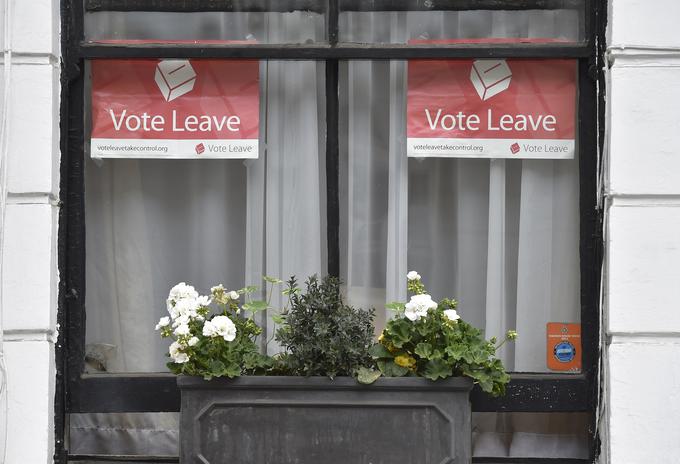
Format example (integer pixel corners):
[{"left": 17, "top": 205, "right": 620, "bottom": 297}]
[{"left": 547, "top": 323, "right": 581, "bottom": 372}]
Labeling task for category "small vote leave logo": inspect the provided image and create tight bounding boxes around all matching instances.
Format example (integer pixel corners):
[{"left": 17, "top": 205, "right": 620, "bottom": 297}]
[
  {"left": 510, "top": 142, "right": 520, "bottom": 154},
  {"left": 155, "top": 59, "right": 197, "bottom": 102},
  {"left": 470, "top": 59, "right": 512, "bottom": 101},
  {"left": 195, "top": 143, "right": 205, "bottom": 155}
]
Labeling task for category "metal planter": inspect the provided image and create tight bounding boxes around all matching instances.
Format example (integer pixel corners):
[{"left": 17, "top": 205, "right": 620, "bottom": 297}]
[{"left": 178, "top": 375, "right": 473, "bottom": 464}]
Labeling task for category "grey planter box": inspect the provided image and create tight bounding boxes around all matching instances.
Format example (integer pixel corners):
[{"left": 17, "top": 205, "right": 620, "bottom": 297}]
[{"left": 178, "top": 375, "right": 473, "bottom": 464}]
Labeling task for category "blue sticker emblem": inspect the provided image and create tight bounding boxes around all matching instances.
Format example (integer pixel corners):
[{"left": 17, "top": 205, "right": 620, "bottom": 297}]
[{"left": 553, "top": 341, "right": 576, "bottom": 363}]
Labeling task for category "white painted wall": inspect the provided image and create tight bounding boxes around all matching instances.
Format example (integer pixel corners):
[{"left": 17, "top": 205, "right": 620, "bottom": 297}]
[
  {"left": 0, "top": 0, "right": 60, "bottom": 463},
  {"left": 0, "top": 1, "right": 679, "bottom": 463},
  {"left": 604, "top": 0, "right": 680, "bottom": 462}
]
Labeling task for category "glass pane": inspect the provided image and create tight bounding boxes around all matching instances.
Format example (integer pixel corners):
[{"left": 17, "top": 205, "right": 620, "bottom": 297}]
[
  {"left": 69, "top": 413, "right": 179, "bottom": 457},
  {"left": 408, "top": 156, "right": 581, "bottom": 373},
  {"left": 473, "top": 413, "right": 589, "bottom": 459},
  {"left": 69, "top": 412, "right": 588, "bottom": 460},
  {"left": 340, "top": 60, "right": 580, "bottom": 373},
  {"left": 85, "top": 11, "right": 325, "bottom": 44},
  {"left": 339, "top": 9, "right": 584, "bottom": 43},
  {"left": 84, "top": 60, "right": 327, "bottom": 373}
]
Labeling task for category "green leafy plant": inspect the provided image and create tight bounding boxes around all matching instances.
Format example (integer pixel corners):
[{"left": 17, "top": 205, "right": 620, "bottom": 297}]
[
  {"left": 274, "top": 275, "right": 375, "bottom": 378},
  {"left": 367, "top": 271, "right": 517, "bottom": 397}
]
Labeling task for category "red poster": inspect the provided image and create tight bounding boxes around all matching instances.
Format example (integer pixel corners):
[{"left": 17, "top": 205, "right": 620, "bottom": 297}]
[
  {"left": 407, "top": 58, "right": 576, "bottom": 159},
  {"left": 91, "top": 59, "right": 259, "bottom": 159}
]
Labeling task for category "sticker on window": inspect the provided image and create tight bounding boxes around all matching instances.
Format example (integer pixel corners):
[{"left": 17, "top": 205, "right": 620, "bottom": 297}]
[
  {"left": 547, "top": 322, "right": 582, "bottom": 372},
  {"left": 90, "top": 59, "right": 259, "bottom": 159}
]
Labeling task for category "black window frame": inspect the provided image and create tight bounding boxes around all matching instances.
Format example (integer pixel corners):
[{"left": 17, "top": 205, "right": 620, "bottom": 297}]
[{"left": 56, "top": 0, "right": 606, "bottom": 462}]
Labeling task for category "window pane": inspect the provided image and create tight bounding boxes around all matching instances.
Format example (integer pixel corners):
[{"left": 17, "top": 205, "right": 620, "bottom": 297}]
[
  {"left": 69, "top": 413, "right": 179, "bottom": 457},
  {"left": 85, "top": 11, "right": 325, "bottom": 44},
  {"left": 340, "top": 60, "right": 581, "bottom": 373},
  {"left": 68, "top": 412, "right": 588, "bottom": 460},
  {"left": 473, "top": 412, "right": 589, "bottom": 459},
  {"left": 85, "top": 60, "right": 327, "bottom": 373},
  {"left": 339, "top": 9, "right": 584, "bottom": 43},
  {"left": 408, "top": 156, "right": 581, "bottom": 373}
]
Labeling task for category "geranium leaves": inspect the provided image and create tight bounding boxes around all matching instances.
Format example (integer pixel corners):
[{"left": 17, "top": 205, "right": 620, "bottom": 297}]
[
  {"left": 414, "top": 342, "right": 433, "bottom": 359},
  {"left": 387, "top": 320, "right": 412, "bottom": 348},
  {"left": 369, "top": 344, "right": 393, "bottom": 359},
  {"left": 271, "top": 314, "right": 286, "bottom": 325},
  {"left": 377, "top": 359, "right": 409, "bottom": 377},
  {"left": 423, "top": 359, "right": 452, "bottom": 380},
  {"left": 375, "top": 305, "right": 512, "bottom": 396},
  {"left": 242, "top": 300, "right": 269, "bottom": 313},
  {"left": 356, "top": 367, "right": 382, "bottom": 385},
  {"left": 385, "top": 302, "right": 405, "bottom": 313},
  {"left": 238, "top": 285, "right": 259, "bottom": 295},
  {"left": 263, "top": 275, "right": 284, "bottom": 284}
]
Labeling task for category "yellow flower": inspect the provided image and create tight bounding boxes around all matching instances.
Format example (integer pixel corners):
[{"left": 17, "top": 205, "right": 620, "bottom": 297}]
[
  {"left": 378, "top": 332, "right": 385, "bottom": 343},
  {"left": 394, "top": 355, "right": 416, "bottom": 369}
]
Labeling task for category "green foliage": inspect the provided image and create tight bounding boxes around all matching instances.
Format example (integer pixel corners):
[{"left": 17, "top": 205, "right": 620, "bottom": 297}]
[
  {"left": 160, "top": 273, "right": 514, "bottom": 397},
  {"left": 241, "top": 300, "right": 269, "bottom": 312},
  {"left": 371, "top": 276, "right": 515, "bottom": 397},
  {"left": 161, "top": 278, "right": 284, "bottom": 380},
  {"left": 166, "top": 308, "right": 272, "bottom": 379},
  {"left": 356, "top": 366, "right": 382, "bottom": 385},
  {"left": 275, "top": 275, "right": 375, "bottom": 378}
]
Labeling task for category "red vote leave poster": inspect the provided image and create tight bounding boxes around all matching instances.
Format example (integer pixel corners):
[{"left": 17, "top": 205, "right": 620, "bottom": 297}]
[
  {"left": 91, "top": 58, "right": 259, "bottom": 159},
  {"left": 407, "top": 50, "right": 576, "bottom": 159}
]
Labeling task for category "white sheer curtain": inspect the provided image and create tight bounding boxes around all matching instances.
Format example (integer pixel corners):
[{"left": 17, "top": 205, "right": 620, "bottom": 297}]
[
  {"left": 340, "top": 10, "right": 585, "bottom": 459},
  {"left": 77, "top": 8, "right": 587, "bottom": 459},
  {"left": 76, "top": 12, "right": 326, "bottom": 456},
  {"left": 85, "top": 11, "right": 325, "bottom": 373}
]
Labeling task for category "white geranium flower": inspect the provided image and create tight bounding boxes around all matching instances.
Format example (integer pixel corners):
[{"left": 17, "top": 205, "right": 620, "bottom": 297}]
[
  {"left": 202, "top": 315, "right": 237, "bottom": 342},
  {"left": 407, "top": 270, "right": 421, "bottom": 281},
  {"left": 202, "top": 320, "right": 217, "bottom": 337},
  {"left": 171, "top": 298, "right": 201, "bottom": 320},
  {"left": 443, "top": 309, "right": 460, "bottom": 322},
  {"left": 196, "top": 295, "right": 212, "bottom": 307},
  {"left": 187, "top": 336, "right": 199, "bottom": 347},
  {"left": 174, "top": 324, "right": 191, "bottom": 337},
  {"left": 404, "top": 294, "right": 437, "bottom": 321},
  {"left": 155, "top": 316, "right": 170, "bottom": 330},
  {"left": 168, "top": 282, "right": 199, "bottom": 303},
  {"left": 228, "top": 290, "right": 239, "bottom": 300},
  {"left": 169, "top": 341, "right": 189, "bottom": 363},
  {"left": 210, "top": 284, "right": 236, "bottom": 305},
  {"left": 174, "top": 352, "right": 189, "bottom": 363},
  {"left": 172, "top": 314, "right": 190, "bottom": 328}
]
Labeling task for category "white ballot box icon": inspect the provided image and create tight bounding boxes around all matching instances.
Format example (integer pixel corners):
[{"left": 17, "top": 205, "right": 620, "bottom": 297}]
[
  {"left": 470, "top": 59, "right": 512, "bottom": 101},
  {"left": 155, "top": 59, "right": 197, "bottom": 102}
]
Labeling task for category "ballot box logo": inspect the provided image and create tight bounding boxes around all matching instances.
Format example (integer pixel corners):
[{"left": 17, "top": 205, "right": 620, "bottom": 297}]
[
  {"left": 155, "top": 59, "right": 197, "bottom": 102},
  {"left": 510, "top": 142, "right": 520, "bottom": 154},
  {"left": 470, "top": 59, "right": 512, "bottom": 101},
  {"left": 195, "top": 143, "right": 205, "bottom": 155}
]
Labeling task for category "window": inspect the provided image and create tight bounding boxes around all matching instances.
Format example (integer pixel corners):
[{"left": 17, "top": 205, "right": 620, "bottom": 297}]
[{"left": 57, "top": 0, "right": 603, "bottom": 462}]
